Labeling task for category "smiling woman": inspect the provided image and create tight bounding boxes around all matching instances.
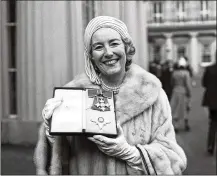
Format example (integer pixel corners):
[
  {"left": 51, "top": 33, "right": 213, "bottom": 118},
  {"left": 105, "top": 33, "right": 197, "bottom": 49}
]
[
  {"left": 34, "top": 16, "right": 187, "bottom": 175},
  {"left": 91, "top": 28, "right": 127, "bottom": 89}
]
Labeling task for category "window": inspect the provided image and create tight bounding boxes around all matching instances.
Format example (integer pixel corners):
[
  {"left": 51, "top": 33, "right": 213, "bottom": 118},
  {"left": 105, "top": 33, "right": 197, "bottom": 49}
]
[
  {"left": 202, "top": 44, "right": 211, "bottom": 63},
  {"left": 200, "top": 0, "right": 209, "bottom": 21},
  {"left": 177, "top": 46, "right": 186, "bottom": 56},
  {"left": 177, "top": 45, "right": 188, "bottom": 62},
  {"left": 154, "top": 45, "right": 161, "bottom": 61},
  {"left": 176, "top": 1, "right": 186, "bottom": 22},
  {"left": 2, "top": 1, "right": 17, "bottom": 118},
  {"left": 8, "top": 1, "right": 17, "bottom": 117},
  {"left": 153, "top": 1, "right": 163, "bottom": 23}
]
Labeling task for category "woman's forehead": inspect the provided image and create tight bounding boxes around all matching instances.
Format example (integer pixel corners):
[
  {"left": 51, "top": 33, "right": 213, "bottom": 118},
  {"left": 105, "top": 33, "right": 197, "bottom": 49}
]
[{"left": 91, "top": 28, "right": 121, "bottom": 43}]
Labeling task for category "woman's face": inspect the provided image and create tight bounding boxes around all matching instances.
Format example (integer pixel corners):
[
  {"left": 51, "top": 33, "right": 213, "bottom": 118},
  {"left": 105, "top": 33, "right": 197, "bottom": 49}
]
[{"left": 91, "top": 28, "right": 126, "bottom": 77}]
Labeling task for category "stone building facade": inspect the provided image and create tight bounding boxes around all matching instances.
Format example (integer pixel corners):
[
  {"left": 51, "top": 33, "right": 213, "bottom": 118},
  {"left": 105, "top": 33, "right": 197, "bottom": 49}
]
[{"left": 147, "top": 1, "right": 216, "bottom": 74}]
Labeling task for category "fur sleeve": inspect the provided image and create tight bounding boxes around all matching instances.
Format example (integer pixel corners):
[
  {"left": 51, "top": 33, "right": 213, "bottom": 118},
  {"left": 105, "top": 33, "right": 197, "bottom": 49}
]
[
  {"left": 33, "top": 123, "right": 51, "bottom": 175},
  {"left": 137, "top": 89, "right": 187, "bottom": 175},
  {"left": 33, "top": 123, "right": 71, "bottom": 175}
]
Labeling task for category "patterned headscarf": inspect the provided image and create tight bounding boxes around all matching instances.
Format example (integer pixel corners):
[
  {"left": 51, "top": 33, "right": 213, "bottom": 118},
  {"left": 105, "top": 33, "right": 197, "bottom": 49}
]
[{"left": 84, "top": 16, "right": 133, "bottom": 85}]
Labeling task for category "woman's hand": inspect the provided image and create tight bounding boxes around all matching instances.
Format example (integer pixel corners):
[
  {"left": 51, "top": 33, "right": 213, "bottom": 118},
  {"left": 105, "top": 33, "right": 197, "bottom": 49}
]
[
  {"left": 88, "top": 124, "right": 143, "bottom": 170},
  {"left": 88, "top": 124, "right": 127, "bottom": 157},
  {"left": 42, "top": 97, "right": 63, "bottom": 142},
  {"left": 88, "top": 124, "right": 132, "bottom": 156}
]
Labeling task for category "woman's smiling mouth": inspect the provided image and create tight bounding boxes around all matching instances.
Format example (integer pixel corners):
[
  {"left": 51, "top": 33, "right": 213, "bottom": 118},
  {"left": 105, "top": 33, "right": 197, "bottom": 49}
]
[{"left": 103, "top": 59, "right": 119, "bottom": 66}]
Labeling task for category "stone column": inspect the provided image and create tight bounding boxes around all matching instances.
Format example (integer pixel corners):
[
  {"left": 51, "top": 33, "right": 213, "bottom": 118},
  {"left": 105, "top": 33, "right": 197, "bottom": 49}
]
[
  {"left": 68, "top": 1, "right": 84, "bottom": 77},
  {"left": 190, "top": 32, "right": 198, "bottom": 74},
  {"left": 94, "top": 1, "right": 102, "bottom": 17},
  {"left": 121, "top": 1, "right": 138, "bottom": 49},
  {"left": 136, "top": 1, "right": 149, "bottom": 70},
  {"left": 100, "top": 1, "right": 120, "bottom": 18},
  {"left": 121, "top": 1, "right": 148, "bottom": 70},
  {"left": 211, "top": 32, "right": 216, "bottom": 59},
  {"left": 165, "top": 33, "right": 173, "bottom": 61}
]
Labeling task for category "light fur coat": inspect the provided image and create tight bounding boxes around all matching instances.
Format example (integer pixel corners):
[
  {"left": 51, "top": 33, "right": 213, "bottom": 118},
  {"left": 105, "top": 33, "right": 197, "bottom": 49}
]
[{"left": 34, "top": 63, "right": 187, "bottom": 175}]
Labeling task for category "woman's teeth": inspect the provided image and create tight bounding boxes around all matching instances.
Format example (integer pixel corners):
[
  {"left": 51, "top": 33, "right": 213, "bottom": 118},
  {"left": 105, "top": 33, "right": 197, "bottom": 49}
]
[{"left": 104, "top": 60, "right": 118, "bottom": 65}]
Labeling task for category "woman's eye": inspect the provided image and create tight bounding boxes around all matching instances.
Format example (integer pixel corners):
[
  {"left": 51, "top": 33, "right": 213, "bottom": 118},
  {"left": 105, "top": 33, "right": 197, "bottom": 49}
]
[
  {"left": 110, "top": 42, "right": 119, "bottom": 47},
  {"left": 94, "top": 45, "right": 103, "bottom": 50}
]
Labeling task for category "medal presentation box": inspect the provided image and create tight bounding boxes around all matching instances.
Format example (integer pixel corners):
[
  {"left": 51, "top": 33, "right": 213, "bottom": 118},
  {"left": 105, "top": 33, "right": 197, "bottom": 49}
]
[{"left": 49, "top": 87, "right": 117, "bottom": 137}]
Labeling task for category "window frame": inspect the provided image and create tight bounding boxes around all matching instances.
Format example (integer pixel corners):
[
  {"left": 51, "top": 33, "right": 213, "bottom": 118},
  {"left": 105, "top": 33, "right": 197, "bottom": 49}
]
[
  {"left": 201, "top": 44, "right": 212, "bottom": 66},
  {"left": 200, "top": 0, "right": 210, "bottom": 21},
  {"left": 153, "top": 44, "right": 162, "bottom": 61},
  {"left": 176, "top": 1, "right": 186, "bottom": 22},
  {"left": 153, "top": 1, "right": 163, "bottom": 23},
  {"left": 1, "top": 1, "right": 18, "bottom": 119}
]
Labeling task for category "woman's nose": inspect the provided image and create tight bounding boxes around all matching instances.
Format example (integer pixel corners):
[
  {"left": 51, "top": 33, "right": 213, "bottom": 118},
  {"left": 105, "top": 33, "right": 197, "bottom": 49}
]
[{"left": 104, "top": 46, "right": 113, "bottom": 58}]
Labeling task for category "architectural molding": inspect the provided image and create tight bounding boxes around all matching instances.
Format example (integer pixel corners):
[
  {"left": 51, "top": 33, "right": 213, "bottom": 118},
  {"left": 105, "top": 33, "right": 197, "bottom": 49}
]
[
  {"left": 148, "top": 21, "right": 216, "bottom": 33},
  {"left": 197, "top": 33, "right": 216, "bottom": 45},
  {"left": 190, "top": 32, "right": 199, "bottom": 73},
  {"left": 164, "top": 33, "right": 173, "bottom": 38},
  {"left": 190, "top": 32, "right": 198, "bottom": 37},
  {"left": 164, "top": 33, "right": 173, "bottom": 60},
  {"left": 149, "top": 34, "right": 166, "bottom": 45},
  {"left": 172, "top": 34, "right": 191, "bottom": 45},
  {"left": 147, "top": 1, "right": 216, "bottom": 75}
]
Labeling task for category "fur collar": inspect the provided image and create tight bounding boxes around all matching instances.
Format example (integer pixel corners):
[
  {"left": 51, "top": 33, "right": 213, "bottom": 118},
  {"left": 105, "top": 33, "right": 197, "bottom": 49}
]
[
  {"left": 115, "top": 64, "right": 161, "bottom": 124},
  {"left": 65, "top": 63, "right": 162, "bottom": 125}
]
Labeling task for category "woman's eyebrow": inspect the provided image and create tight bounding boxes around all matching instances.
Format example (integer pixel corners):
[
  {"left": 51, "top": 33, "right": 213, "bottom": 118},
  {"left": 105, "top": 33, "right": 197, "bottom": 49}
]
[
  {"left": 109, "top": 39, "right": 121, "bottom": 42},
  {"left": 92, "top": 38, "right": 121, "bottom": 47},
  {"left": 92, "top": 42, "right": 102, "bottom": 48}
]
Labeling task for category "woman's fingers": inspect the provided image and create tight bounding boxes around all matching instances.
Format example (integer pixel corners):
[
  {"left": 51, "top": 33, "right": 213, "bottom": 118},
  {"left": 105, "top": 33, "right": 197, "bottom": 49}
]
[
  {"left": 93, "top": 135, "right": 114, "bottom": 145},
  {"left": 41, "top": 97, "right": 63, "bottom": 143},
  {"left": 42, "top": 98, "right": 62, "bottom": 120},
  {"left": 88, "top": 137, "right": 105, "bottom": 146},
  {"left": 45, "top": 97, "right": 62, "bottom": 107},
  {"left": 87, "top": 137, "right": 94, "bottom": 141}
]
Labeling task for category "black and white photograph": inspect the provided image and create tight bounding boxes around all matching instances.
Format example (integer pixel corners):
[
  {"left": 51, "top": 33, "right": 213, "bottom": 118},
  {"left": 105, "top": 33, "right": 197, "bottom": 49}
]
[{"left": 1, "top": 0, "right": 216, "bottom": 175}]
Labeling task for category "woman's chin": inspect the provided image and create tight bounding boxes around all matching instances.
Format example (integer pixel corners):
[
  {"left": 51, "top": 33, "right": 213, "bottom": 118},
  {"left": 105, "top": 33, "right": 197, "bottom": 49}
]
[{"left": 102, "top": 67, "right": 123, "bottom": 76}]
